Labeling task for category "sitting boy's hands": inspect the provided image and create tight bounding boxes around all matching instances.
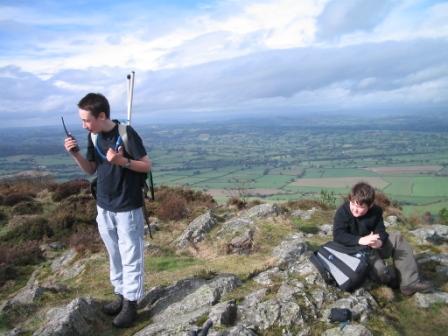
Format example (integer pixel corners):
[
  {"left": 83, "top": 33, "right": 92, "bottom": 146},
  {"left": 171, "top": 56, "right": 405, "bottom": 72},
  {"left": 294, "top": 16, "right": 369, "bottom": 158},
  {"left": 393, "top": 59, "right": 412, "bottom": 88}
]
[{"left": 359, "top": 232, "right": 382, "bottom": 248}]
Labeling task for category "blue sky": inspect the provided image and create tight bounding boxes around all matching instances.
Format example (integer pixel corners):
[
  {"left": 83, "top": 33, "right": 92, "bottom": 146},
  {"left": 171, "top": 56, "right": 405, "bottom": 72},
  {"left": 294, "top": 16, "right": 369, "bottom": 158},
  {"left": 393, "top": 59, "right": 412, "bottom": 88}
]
[{"left": 0, "top": 0, "right": 447, "bottom": 127}]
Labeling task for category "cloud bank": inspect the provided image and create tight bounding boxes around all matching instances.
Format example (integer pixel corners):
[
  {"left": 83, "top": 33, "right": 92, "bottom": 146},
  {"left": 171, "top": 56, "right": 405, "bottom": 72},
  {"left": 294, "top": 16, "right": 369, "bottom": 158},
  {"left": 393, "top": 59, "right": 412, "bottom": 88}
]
[{"left": 0, "top": 0, "right": 447, "bottom": 126}]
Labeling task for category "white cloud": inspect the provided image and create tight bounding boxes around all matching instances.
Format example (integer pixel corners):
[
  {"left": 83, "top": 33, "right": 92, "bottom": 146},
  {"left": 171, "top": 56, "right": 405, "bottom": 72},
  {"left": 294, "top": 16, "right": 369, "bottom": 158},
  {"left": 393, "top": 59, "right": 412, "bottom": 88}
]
[{"left": 0, "top": 0, "right": 446, "bottom": 126}]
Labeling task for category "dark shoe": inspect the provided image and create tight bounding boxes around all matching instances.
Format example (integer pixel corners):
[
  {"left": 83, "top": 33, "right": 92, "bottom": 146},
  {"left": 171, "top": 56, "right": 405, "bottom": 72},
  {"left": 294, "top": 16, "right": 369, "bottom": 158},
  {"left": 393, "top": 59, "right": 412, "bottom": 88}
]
[
  {"left": 385, "top": 267, "right": 400, "bottom": 289},
  {"left": 112, "top": 299, "right": 137, "bottom": 328},
  {"left": 401, "top": 280, "right": 433, "bottom": 296},
  {"left": 102, "top": 294, "right": 123, "bottom": 316}
]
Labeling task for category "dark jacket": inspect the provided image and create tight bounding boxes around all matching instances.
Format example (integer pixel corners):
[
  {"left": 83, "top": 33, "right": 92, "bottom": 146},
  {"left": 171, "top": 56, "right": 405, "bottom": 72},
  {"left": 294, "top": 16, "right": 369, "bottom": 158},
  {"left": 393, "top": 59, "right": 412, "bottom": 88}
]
[{"left": 333, "top": 201, "right": 389, "bottom": 246}]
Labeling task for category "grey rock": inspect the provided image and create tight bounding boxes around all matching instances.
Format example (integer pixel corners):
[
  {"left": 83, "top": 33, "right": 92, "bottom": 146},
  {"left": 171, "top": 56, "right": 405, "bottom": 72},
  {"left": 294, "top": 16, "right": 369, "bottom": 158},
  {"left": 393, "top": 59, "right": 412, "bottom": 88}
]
[
  {"left": 209, "top": 300, "right": 237, "bottom": 326},
  {"left": 218, "top": 217, "right": 254, "bottom": 236},
  {"left": 319, "top": 224, "right": 333, "bottom": 236},
  {"left": 136, "top": 274, "right": 241, "bottom": 336},
  {"left": 245, "top": 203, "right": 279, "bottom": 219},
  {"left": 50, "top": 249, "right": 77, "bottom": 273},
  {"left": 176, "top": 211, "right": 217, "bottom": 248},
  {"left": 414, "top": 291, "right": 448, "bottom": 308},
  {"left": 324, "top": 289, "right": 378, "bottom": 323},
  {"left": 416, "top": 253, "right": 448, "bottom": 278},
  {"left": 410, "top": 224, "right": 448, "bottom": 245},
  {"left": 48, "top": 242, "right": 65, "bottom": 250},
  {"left": 226, "top": 229, "right": 254, "bottom": 255},
  {"left": 32, "top": 297, "right": 107, "bottom": 336},
  {"left": 291, "top": 207, "right": 318, "bottom": 220},
  {"left": 252, "top": 267, "right": 287, "bottom": 286},
  {"left": 239, "top": 298, "right": 304, "bottom": 331},
  {"left": 323, "top": 323, "right": 373, "bottom": 336},
  {"left": 3, "top": 327, "right": 26, "bottom": 336},
  {"left": 212, "top": 325, "right": 258, "bottom": 336},
  {"left": 272, "top": 234, "right": 307, "bottom": 267},
  {"left": 384, "top": 215, "right": 398, "bottom": 227},
  {"left": 238, "top": 285, "right": 305, "bottom": 331}
]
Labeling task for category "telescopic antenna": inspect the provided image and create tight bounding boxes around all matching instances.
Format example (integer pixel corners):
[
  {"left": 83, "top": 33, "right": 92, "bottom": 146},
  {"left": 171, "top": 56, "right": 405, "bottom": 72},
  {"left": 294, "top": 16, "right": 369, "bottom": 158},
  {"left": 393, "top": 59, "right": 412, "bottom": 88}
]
[{"left": 126, "top": 71, "right": 135, "bottom": 125}]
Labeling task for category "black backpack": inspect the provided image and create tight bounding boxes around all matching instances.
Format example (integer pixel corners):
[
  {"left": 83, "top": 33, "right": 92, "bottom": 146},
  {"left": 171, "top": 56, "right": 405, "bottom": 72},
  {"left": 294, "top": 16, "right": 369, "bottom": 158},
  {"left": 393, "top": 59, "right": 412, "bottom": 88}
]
[{"left": 310, "top": 241, "right": 370, "bottom": 292}]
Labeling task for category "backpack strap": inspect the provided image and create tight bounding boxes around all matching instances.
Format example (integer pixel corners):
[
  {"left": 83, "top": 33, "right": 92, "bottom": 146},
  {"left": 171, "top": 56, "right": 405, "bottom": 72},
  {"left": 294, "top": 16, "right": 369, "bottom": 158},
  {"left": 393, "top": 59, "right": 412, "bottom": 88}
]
[
  {"left": 117, "top": 124, "right": 130, "bottom": 154},
  {"left": 310, "top": 252, "right": 335, "bottom": 285}
]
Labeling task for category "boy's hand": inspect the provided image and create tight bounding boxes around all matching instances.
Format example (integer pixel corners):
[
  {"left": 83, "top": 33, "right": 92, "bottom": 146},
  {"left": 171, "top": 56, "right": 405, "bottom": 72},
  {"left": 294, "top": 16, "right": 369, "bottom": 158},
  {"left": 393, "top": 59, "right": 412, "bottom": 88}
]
[
  {"left": 359, "top": 232, "right": 380, "bottom": 246},
  {"left": 106, "top": 146, "right": 125, "bottom": 165},
  {"left": 64, "top": 137, "right": 79, "bottom": 154}
]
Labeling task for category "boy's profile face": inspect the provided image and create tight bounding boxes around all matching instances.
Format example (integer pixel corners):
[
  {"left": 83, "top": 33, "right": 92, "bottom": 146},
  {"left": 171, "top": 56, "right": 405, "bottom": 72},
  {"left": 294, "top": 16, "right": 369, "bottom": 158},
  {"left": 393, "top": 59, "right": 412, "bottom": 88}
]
[
  {"left": 79, "top": 108, "right": 104, "bottom": 134},
  {"left": 349, "top": 201, "right": 370, "bottom": 217}
]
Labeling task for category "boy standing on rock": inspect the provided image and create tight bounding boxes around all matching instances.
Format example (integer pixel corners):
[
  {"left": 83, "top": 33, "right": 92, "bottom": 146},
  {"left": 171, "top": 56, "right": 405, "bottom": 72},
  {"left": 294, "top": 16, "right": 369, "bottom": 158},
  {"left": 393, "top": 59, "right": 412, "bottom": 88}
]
[
  {"left": 64, "top": 93, "right": 151, "bottom": 327},
  {"left": 333, "top": 182, "right": 432, "bottom": 296}
]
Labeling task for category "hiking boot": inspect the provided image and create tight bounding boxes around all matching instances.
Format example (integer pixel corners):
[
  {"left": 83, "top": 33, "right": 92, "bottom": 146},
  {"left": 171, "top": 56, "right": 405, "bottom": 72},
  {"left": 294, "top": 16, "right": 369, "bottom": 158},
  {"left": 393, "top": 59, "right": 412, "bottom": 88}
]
[
  {"left": 112, "top": 299, "right": 137, "bottom": 328},
  {"left": 102, "top": 294, "right": 123, "bottom": 316},
  {"left": 401, "top": 280, "right": 433, "bottom": 296}
]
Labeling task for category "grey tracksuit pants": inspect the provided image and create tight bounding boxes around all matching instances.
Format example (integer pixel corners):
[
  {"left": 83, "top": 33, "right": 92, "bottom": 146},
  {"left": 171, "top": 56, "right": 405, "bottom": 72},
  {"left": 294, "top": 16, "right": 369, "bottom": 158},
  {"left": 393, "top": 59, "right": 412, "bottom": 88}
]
[
  {"left": 96, "top": 205, "right": 145, "bottom": 301},
  {"left": 369, "top": 231, "right": 419, "bottom": 288}
]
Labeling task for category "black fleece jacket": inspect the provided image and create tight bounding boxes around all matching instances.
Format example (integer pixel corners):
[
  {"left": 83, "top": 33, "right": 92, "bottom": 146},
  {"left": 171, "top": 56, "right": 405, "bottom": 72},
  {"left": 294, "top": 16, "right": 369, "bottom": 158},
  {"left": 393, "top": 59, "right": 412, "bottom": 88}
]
[{"left": 333, "top": 201, "right": 389, "bottom": 247}]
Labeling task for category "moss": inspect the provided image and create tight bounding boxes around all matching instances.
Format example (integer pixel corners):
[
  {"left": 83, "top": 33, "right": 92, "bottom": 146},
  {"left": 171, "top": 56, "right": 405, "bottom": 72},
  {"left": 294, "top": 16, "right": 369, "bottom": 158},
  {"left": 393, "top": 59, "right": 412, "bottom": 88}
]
[{"left": 375, "top": 298, "right": 448, "bottom": 336}]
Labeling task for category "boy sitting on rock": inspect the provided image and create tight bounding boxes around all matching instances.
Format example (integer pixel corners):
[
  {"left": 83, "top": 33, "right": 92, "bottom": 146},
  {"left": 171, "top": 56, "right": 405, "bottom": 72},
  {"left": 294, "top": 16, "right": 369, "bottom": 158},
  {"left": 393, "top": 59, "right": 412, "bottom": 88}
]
[{"left": 333, "top": 182, "right": 432, "bottom": 296}]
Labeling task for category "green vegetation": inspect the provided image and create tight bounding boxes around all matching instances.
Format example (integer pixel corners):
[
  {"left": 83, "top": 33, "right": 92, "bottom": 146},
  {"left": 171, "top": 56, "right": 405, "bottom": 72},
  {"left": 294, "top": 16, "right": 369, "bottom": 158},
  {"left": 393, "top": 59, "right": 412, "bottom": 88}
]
[{"left": 1, "top": 115, "right": 448, "bottom": 217}]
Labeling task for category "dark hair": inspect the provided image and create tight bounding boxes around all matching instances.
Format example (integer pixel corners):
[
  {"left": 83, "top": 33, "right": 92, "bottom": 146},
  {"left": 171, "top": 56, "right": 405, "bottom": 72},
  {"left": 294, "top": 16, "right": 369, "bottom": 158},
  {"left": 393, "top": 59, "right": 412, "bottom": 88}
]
[
  {"left": 348, "top": 182, "right": 375, "bottom": 207},
  {"left": 77, "top": 93, "right": 110, "bottom": 119}
]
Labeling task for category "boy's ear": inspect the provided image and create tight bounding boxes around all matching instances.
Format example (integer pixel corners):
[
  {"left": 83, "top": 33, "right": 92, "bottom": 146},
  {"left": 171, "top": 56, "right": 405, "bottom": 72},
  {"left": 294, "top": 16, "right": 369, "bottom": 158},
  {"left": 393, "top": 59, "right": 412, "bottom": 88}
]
[{"left": 98, "top": 112, "right": 107, "bottom": 120}]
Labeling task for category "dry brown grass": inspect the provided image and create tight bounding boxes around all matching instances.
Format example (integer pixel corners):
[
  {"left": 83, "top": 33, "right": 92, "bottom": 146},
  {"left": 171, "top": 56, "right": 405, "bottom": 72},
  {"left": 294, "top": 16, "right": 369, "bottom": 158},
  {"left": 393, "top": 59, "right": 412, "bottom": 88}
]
[
  {"left": 149, "top": 186, "right": 216, "bottom": 222},
  {"left": 51, "top": 179, "right": 90, "bottom": 202}
]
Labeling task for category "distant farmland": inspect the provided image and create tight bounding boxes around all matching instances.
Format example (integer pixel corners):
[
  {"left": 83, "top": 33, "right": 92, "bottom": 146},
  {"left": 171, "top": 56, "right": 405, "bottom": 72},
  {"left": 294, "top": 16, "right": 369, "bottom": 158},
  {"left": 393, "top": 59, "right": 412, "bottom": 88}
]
[
  {"left": 292, "top": 176, "right": 389, "bottom": 189},
  {"left": 1, "top": 118, "right": 448, "bottom": 216}
]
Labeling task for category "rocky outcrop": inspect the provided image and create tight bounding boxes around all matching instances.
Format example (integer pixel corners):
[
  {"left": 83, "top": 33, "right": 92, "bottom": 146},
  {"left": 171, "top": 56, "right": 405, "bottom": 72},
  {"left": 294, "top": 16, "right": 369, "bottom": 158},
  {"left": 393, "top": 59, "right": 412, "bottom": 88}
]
[
  {"left": 291, "top": 207, "right": 318, "bottom": 220},
  {"left": 244, "top": 203, "right": 280, "bottom": 219},
  {"left": 414, "top": 291, "right": 448, "bottom": 308},
  {"left": 218, "top": 217, "right": 254, "bottom": 236},
  {"left": 271, "top": 233, "right": 307, "bottom": 266},
  {"left": 322, "top": 323, "right": 373, "bottom": 336},
  {"left": 32, "top": 297, "right": 108, "bottom": 336},
  {"left": 176, "top": 211, "right": 217, "bottom": 248},
  {"left": 226, "top": 229, "right": 254, "bottom": 255},
  {"left": 410, "top": 224, "right": 448, "bottom": 244},
  {"left": 136, "top": 274, "right": 241, "bottom": 335},
  {"left": 4, "top": 200, "right": 448, "bottom": 336}
]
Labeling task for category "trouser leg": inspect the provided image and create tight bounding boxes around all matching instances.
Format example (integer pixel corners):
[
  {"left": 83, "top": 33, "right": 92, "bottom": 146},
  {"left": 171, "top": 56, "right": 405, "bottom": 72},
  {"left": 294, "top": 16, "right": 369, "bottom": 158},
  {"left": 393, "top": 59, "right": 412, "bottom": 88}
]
[
  {"left": 369, "top": 232, "right": 419, "bottom": 287},
  {"left": 96, "top": 206, "right": 123, "bottom": 295},
  {"left": 387, "top": 232, "right": 419, "bottom": 287},
  {"left": 369, "top": 250, "right": 391, "bottom": 284},
  {"left": 116, "top": 207, "right": 145, "bottom": 302}
]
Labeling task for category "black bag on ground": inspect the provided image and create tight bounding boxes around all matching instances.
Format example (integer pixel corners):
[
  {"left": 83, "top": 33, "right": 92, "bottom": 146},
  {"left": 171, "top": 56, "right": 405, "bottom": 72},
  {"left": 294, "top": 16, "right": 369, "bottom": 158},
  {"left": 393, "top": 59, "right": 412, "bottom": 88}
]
[
  {"left": 310, "top": 241, "right": 370, "bottom": 292},
  {"left": 329, "top": 308, "right": 352, "bottom": 323}
]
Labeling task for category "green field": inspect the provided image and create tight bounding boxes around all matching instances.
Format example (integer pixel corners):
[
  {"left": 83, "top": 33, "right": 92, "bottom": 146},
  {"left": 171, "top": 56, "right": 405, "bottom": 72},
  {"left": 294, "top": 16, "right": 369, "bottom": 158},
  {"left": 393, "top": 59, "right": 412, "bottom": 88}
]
[{"left": 1, "top": 117, "right": 448, "bottom": 217}]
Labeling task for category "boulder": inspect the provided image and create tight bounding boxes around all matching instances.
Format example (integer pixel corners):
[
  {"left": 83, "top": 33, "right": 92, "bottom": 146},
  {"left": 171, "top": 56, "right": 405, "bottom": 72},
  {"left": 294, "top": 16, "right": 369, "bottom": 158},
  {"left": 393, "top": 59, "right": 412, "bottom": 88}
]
[
  {"left": 217, "top": 217, "right": 254, "bottom": 236},
  {"left": 291, "top": 207, "right": 318, "bottom": 220},
  {"left": 410, "top": 225, "right": 448, "bottom": 245},
  {"left": 208, "top": 300, "right": 237, "bottom": 327},
  {"left": 323, "top": 323, "right": 373, "bottom": 336},
  {"left": 226, "top": 229, "right": 254, "bottom": 255},
  {"left": 245, "top": 203, "right": 280, "bottom": 219},
  {"left": 176, "top": 211, "right": 217, "bottom": 248},
  {"left": 414, "top": 291, "right": 448, "bottom": 308},
  {"left": 271, "top": 233, "right": 307, "bottom": 267},
  {"left": 32, "top": 297, "right": 108, "bottom": 336},
  {"left": 324, "top": 289, "right": 378, "bottom": 323},
  {"left": 319, "top": 224, "right": 333, "bottom": 237},
  {"left": 136, "top": 274, "right": 241, "bottom": 336},
  {"left": 238, "top": 288, "right": 305, "bottom": 331}
]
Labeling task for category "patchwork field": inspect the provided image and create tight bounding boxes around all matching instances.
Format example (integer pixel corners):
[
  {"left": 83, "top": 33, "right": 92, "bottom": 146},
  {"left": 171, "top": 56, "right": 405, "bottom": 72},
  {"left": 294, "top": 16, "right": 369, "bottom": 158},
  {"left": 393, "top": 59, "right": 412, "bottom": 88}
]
[
  {"left": 366, "top": 165, "right": 443, "bottom": 174},
  {"left": 292, "top": 176, "right": 389, "bottom": 189},
  {"left": 1, "top": 117, "right": 448, "bottom": 217}
]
